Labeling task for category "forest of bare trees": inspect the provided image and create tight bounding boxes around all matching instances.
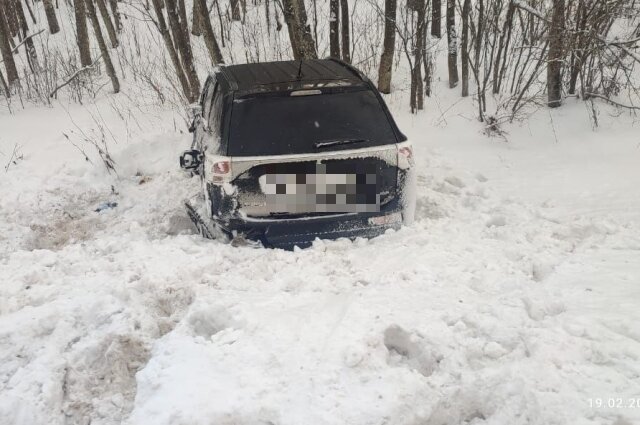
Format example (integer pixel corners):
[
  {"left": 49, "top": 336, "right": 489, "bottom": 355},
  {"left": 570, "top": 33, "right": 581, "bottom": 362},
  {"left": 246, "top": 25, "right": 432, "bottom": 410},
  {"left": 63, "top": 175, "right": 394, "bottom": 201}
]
[{"left": 1, "top": 0, "right": 639, "bottom": 123}]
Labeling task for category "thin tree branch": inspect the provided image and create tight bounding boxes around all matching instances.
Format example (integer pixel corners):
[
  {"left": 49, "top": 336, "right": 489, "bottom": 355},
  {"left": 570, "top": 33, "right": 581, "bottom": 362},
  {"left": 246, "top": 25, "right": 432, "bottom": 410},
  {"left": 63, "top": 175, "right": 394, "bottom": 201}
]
[
  {"left": 585, "top": 92, "right": 640, "bottom": 111},
  {"left": 49, "top": 55, "right": 102, "bottom": 98},
  {"left": 10, "top": 29, "right": 45, "bottom": 54}
]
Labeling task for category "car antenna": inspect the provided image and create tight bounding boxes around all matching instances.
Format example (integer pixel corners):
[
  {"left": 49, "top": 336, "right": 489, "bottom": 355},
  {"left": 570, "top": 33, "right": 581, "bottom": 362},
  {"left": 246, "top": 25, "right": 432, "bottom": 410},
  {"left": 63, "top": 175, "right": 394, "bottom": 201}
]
[{"left": 296, "top": 59, "right": 303, "bottom": 80}]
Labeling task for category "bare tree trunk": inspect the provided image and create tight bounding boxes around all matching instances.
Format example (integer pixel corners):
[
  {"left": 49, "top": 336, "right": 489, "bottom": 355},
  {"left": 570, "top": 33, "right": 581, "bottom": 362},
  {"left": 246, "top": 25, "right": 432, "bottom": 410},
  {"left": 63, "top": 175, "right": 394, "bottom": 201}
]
[
  {"left": 423, "top": 51, "right": 432, "bottom": 96},
  {"left": 74, "top": 0, "right": 92, "bottom": 67},
  {"left": 377, "top": 0, "right": 396, "bottom": 93},
  {"left": 24, "top": 0, "right": 36, "bottom": 25},
  {"left": 177, "top": 0, "right": 191, "bottom": 43},
  {"left": 0, "top": 68, "right": 9, "bottom": 98},
  {"left": 446, "top": 0, "right": 458, "bottom": 87},
  {"left": 414, "top": 0, "right": 425, "bottom": 110},
  {"left": 0, "top": 2, "right": 18, "bottom": 89},
  {"left": 460, "top": 0, "right": 469, "bottom": 96},
  {"left": 165, "top": 0, "right": 185, "bottom": 62},
  {"left": 472, "top": 0, "right": 483, "bottom": 115},
  {"left": 108, "top": 0, "right": 121, "bottom": 31},
  {"left": 230, "top": 0, "right": 241, "bottom": 21},
  {"left": 85, "top": 0, "right": 119, "bottom": 93},
  {"left": 282, "top": 0, "right": 300, "bottom": 59},
  {"left": 431, "top": 0, "right": 440, "bottom": 37},
  {"left": 5, "top": 0, "right": 19, "bottom": 37},
  {"left": 191, "top": 0, "right": 202, "bottom": 35},
  {"left": 150, "top": 0, "right": 191, "bottom": 100},
  {"left": 265, "top": 0, "right": 271, "bottom": 35},
  {"left": 43, "top": 0, "right": 60, "bottom": 34},
  {"left": 329, "top": 0, "right": 340, "bottom": 58},
  {"left": 165, "top": 0, "right": 200, "bottom": 100},
  {"left": 474, "top": 0, "right": 482, "bottom": 70},
  {"left": 492, "top": 0, "right": 514, "bottom": 94},
  {"left": 213, "top": 0, "right": 224, "bottom": 47},
  {"left": 296, "top": 0, "right": 317, "bottom": 58},
  {"left": 96, "top": 0, "right": 118, "bottom": 47},
  {"left": 340, "top": 0, "right": 350, "bottom": 62},
  {"left": 547, "top": 0, "right": 564, "bottom": 107},
  {"left": 14, "top": 0, "right": 38, "bottom": 71},
  {"left": 567, "top": 0, "right": 585, "bottom": 95},
  {"left": 196, "top": 0, "right": 224, "bottom": 64},
  {"left": 281, "top": 0, "right": 317, "bottom": 59},
  {"left": 312, "top": 0, "right": 318, "bottom": 52}
]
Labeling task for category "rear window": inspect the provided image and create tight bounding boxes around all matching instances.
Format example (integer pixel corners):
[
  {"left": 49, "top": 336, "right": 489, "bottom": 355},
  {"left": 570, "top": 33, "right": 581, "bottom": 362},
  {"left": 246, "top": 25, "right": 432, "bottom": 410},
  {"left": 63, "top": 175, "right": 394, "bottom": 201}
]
[{"left": 227, "top": 89, "right": 398, "bottom": 156}]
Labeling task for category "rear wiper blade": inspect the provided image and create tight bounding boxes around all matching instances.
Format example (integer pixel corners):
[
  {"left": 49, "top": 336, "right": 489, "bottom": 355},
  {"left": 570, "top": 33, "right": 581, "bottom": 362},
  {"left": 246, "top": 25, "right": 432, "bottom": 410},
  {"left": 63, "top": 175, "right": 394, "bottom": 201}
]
[{"left": 313, "top": 139, "right": 368, "bottom": 149}]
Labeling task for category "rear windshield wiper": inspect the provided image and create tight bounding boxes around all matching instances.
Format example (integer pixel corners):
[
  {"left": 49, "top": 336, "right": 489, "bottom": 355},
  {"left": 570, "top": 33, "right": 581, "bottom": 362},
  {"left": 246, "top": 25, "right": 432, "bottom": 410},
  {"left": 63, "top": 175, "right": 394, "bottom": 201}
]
[{"left": 313, "top": 139, "right": 368, "bottom": 149}]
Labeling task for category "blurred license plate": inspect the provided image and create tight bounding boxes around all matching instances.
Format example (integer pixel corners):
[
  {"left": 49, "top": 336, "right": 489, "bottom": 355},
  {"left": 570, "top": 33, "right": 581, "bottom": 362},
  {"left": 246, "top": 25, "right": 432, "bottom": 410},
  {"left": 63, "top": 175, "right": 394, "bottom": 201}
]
[
  {"left": 261, "top": 172, "right": 379, "bottom": 213},
  {"left": 368, "top": 212, "right": 402, "bottom": 226}
]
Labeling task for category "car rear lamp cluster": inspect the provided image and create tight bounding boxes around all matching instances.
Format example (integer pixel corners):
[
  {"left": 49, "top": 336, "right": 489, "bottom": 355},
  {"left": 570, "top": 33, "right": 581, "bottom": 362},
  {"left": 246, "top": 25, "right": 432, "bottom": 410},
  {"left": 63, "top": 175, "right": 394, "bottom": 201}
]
[
  {"left": 212, "top": 160, "right": 231, "bottom": 183},
  {"left": 397, "top": 146, "right": 414, "bottom": 169}
]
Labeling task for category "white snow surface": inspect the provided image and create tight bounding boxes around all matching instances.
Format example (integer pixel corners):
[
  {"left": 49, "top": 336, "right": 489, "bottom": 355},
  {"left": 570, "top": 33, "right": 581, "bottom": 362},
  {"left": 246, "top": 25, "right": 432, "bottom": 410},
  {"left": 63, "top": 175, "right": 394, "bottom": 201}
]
[{"left": 1, "top": 94, "right": 640, "bottom": 425}]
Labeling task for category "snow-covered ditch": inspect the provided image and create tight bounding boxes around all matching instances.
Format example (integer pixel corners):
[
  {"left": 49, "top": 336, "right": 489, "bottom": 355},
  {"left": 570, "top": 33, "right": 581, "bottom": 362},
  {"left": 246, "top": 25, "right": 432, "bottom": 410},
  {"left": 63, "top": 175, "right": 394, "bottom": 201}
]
[{"left": 1, "top": 98, "right": 639, "bottom": 425}]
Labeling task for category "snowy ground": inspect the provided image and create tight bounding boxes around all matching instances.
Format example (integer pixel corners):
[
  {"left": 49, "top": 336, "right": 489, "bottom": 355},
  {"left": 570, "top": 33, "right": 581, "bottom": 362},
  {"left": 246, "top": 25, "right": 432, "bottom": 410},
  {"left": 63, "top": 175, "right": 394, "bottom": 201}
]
[{"left": 1, "top": 90, "right": 639, "bottom": 425}]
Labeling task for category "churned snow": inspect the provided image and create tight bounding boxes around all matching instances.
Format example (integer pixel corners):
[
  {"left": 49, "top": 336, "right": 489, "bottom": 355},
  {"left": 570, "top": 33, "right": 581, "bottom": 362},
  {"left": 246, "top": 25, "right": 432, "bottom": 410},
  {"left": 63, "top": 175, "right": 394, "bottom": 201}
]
[{"left": 1, "top": 91, "right": 640, "bottom": 425}]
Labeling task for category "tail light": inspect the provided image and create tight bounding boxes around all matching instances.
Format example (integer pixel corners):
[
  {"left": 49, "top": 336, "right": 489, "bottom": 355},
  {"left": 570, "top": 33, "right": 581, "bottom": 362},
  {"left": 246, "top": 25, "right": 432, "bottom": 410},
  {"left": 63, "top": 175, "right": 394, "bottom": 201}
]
[
  {"left": 397, "top": 145, "right": 414, "bottom": 169},
  {"left": 211, "top": 160, "right": 231, "bottom": 183}
]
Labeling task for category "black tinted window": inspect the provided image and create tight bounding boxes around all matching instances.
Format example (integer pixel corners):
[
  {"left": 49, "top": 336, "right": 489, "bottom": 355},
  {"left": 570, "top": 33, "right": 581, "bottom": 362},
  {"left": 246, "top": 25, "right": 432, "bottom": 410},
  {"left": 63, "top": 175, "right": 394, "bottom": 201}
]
[{"left": 227, "top": 89, "right": 397, "bottom": 156}]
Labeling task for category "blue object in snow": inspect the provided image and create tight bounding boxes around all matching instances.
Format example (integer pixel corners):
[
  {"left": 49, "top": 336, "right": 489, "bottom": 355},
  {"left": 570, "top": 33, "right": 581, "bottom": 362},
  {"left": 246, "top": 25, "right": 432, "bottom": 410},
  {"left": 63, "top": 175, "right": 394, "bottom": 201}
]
[{"left": 95, "top": 201, "right": 118, "bottom": 212}]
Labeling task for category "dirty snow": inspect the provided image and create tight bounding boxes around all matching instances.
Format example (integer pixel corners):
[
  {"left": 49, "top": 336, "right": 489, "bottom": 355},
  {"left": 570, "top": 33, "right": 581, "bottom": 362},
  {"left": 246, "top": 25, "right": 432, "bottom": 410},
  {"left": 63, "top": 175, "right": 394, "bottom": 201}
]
[{"left": 1, "top": 90, "right": 640, "bottom": 425}]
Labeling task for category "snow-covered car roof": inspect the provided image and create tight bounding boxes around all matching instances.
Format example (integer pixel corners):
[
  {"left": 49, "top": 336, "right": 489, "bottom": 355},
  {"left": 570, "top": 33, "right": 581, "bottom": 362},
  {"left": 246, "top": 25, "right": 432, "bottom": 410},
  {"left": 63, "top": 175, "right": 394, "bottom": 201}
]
[{"left": 218, "top": 59, "right": 366, "bottom": 91}]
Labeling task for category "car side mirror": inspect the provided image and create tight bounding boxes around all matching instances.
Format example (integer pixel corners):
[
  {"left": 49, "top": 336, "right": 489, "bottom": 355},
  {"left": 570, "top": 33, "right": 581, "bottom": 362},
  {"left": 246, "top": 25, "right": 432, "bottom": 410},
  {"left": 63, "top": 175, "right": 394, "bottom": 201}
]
[{"left": 180, "top": 149, "right": 203, "bottom": 170}]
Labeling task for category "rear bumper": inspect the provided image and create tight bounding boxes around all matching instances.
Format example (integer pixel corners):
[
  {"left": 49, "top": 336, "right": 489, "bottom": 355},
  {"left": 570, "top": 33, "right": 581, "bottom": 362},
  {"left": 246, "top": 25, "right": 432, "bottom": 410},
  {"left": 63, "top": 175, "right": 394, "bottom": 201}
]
[
  {"left": 222, "top": 209, "right": 403, "bottom": 249},
  {"left": 208, "top": 167, "right": 413, "bottom": 249}
]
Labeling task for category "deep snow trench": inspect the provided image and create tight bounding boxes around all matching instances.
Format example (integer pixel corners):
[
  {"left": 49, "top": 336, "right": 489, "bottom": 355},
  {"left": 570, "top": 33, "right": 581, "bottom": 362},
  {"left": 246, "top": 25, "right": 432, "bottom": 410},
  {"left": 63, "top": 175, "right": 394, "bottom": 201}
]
[{"left": 1, "top": 101, "right": 639, "bottom": 425}]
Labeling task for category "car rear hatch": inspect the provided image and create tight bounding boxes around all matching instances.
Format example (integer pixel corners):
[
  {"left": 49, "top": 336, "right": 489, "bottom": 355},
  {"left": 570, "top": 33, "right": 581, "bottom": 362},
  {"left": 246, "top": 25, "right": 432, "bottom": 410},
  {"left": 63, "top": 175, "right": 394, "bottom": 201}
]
[{"left": 224, "top": 84, "right": 405, "bottom": 220}]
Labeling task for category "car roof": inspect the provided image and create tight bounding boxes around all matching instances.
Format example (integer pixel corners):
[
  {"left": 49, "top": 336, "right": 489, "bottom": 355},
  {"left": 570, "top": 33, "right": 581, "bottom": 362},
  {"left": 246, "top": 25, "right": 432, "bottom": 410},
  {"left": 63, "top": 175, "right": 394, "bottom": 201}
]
[{"left": 218, "top": 59, "right": 366, "bottom": 91}]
